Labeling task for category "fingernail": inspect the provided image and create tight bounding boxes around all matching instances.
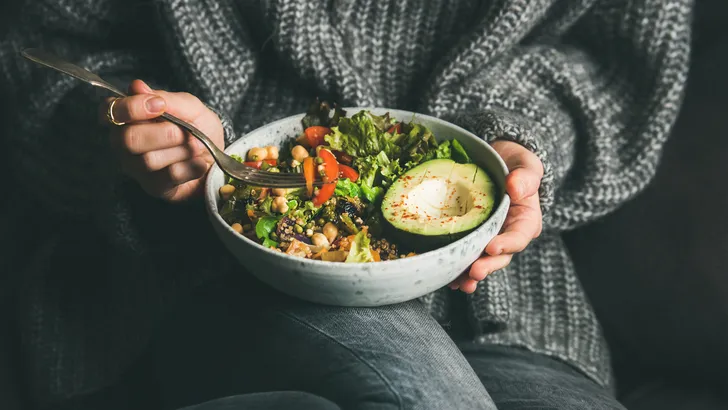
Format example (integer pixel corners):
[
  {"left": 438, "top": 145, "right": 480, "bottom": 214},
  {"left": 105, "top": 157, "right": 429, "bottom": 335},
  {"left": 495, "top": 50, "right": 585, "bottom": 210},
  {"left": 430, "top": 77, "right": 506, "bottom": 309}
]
[{"left": 145, "top": 96, "right": 165, "bottom": 113}]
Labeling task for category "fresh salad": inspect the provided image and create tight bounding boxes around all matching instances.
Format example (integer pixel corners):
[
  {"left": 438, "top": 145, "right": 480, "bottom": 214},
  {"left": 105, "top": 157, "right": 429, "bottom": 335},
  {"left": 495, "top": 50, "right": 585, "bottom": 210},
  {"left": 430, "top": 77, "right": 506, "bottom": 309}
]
[{"left": 218, "top": 100, "right": 497, "bottom": 263}]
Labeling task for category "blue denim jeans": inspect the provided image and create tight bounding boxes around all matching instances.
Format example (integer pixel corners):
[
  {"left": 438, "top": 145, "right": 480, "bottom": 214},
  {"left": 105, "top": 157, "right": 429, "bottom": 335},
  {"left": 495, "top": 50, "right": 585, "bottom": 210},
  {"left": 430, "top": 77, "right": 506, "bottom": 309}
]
[{"left": 153, "top": 276, "right": 624, "bottom": 410}]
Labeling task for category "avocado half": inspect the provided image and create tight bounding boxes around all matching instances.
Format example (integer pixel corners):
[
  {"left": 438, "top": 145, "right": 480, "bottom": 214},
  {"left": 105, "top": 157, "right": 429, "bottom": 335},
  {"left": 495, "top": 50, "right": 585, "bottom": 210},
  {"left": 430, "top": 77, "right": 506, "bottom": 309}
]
[{"left": 381, "top": 159, "right": 496, "bottom": 250}]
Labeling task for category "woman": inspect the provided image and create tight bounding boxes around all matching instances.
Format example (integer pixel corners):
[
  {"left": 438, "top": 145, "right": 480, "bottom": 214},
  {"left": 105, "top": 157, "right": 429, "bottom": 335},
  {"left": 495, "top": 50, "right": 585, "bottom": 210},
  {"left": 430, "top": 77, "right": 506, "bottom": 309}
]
[{"left": 0, "top": 0, "right": 692, "bottom": 409}]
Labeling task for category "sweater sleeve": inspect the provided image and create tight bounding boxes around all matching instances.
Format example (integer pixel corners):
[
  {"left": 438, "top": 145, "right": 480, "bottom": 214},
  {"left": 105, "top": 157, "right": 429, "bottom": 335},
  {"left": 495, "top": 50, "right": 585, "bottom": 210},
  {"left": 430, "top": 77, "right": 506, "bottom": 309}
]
[
  {"left": 0, "top": 0, "right": 241, "bottom": 251},
  {"left": 436, "top": 1, "right": 692, "bottom": 230}
]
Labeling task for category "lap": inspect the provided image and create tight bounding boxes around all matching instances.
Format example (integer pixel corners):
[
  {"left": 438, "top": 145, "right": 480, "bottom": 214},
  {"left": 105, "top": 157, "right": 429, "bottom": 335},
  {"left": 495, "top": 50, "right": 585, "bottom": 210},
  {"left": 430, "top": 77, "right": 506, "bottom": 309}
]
[
  {"left": 459, "top": 343, "right": 626, "bottom": 410},
  {"left": 153, "top": 275, "right": 494, "bottom": 410},
  {"left": 180, "top": 392, "right": 340, "bottom": 410}
]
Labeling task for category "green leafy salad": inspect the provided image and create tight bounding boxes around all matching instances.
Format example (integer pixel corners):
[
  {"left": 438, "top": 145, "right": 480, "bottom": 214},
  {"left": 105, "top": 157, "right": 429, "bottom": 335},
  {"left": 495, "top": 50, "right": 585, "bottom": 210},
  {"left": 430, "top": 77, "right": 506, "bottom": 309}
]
[{"left": 218, "top": 100, "right": 497, "bottom": 263}]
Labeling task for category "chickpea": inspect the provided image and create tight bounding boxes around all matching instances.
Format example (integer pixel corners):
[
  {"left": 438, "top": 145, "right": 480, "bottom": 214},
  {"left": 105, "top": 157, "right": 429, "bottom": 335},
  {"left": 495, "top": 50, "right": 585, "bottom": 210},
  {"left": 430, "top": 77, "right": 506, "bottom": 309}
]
[
  {"left": 291, "top": 145, "right": 309, "bottom": 162},
  {"left": 247, "top": 147, "right": 268, "bottom": 161},
  {"left": 322, "top": 222, "right": 339, "bottom": 243},
  {"left": 271, "top": 196, "right": 289, "bottom": 214},
  {"left": 231, "top": 223, "right": 244, "bottom": 234},
  {"left": 271, "top": 188, "right": 287, "bottom": 197},
  {"left": 311, "top": 233, "right": 330, "bottom": 248},
  {"left": 219, "top": 184, "right": 236, "bottom": 200},
  {"left": 266, "top": 145, "right": 279, "bottom": 160}
]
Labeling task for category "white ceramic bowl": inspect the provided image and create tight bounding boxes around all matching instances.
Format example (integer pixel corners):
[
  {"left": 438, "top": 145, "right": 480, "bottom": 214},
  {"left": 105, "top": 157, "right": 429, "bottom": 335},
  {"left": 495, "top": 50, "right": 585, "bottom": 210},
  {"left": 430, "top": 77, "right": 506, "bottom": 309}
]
[{"left": 205, "top": 108, "right": 510, "bottom": 306}]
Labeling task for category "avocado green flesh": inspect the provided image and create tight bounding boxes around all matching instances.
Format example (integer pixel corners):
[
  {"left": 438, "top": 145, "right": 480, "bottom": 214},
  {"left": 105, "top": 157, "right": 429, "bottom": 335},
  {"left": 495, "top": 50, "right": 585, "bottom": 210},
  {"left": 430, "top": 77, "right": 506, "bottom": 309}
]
[{"left": 381, "top": 159, "right": 496, "bottom": 237}]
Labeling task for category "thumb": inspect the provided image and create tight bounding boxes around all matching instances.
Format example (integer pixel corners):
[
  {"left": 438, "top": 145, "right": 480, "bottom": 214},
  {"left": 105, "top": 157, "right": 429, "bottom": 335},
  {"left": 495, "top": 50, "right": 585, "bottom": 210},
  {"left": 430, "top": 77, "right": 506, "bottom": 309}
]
[
  {"left": 506, "top": 168, "right": 540, "bottom": 200},
  {"left": 490, "top": 141, "right": 543, "bottom": 201}
]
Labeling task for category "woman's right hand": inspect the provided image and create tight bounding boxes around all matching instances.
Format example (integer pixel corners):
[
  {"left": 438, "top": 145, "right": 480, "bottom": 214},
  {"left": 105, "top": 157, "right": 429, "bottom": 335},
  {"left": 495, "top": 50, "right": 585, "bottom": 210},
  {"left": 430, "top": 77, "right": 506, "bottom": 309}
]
[{"left": 103, "top": 79, "right": 225, "bottom": 202}]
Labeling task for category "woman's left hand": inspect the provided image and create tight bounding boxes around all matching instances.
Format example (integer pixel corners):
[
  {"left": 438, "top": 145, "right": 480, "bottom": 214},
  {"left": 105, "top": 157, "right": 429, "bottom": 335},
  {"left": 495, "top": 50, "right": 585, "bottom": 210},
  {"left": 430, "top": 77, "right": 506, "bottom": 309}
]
[{"left": 450, "top": 140, "right": 544, "bottom": 294}]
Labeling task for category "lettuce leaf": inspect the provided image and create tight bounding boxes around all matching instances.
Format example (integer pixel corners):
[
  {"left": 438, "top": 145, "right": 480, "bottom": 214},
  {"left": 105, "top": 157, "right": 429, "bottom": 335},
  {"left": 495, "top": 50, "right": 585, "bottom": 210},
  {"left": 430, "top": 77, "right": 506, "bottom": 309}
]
[
  {"left": 355, "top": 156, "right": 379, "bottom": 188},
  {"left": 255, "top": 216, "right": 279, "bottom": 241},
  {"left": 325, "top": 111, "right": 400, "bottom": 158},
  {"left": 375, "top": 151, "right": 403, "bottom": 186},
  {"left": 335, "top": 179, "right": 361, "bottom": 198},
  {"left": 451, "top": 139, "right": 471, "bottom": 164},
  {"left": 261, "top": 237, "right": 279, "bottom": 248},
  {"left": 345, "top": 229, "right": 375, "bottom": 263},
  {"left": 399, "top": 122, "right": 439, "bottom": 170},
  {"left": 361, "top": 185, "right": 384, "bottom": 204},
  {"left": 354, "top": 156, "right": 386, "bottom": 204},
  {"left": 435, "top": 140, "right": 452, "bottom": 159},
  {"left": 258, "top": 196, "right": 274, "bottom": 215}
]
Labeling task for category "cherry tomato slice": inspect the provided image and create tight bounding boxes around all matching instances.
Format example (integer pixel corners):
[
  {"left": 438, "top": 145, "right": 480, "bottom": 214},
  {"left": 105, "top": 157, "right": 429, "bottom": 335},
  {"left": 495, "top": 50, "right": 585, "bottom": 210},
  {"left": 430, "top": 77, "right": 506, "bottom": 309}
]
[
  {"left": 338, "top": 164, "right": 359, "bottom": 182},
  {"left": 312, "top": 149, "right": 339, "bottom": 206},
  {"left": 317, "top": 149, "right": 339, "bottom": 183},
  {"left": 303, "top": 157, "right": 315, "bottom": 197},
  {"left": 312, "top": 183, "right": 335, "bottom": 207},
  {"left": 304, "top": 126, "right": 332, "bottom": 148},
  {"left": 244, "top": 159, "right": 277, "bottom": 169}
]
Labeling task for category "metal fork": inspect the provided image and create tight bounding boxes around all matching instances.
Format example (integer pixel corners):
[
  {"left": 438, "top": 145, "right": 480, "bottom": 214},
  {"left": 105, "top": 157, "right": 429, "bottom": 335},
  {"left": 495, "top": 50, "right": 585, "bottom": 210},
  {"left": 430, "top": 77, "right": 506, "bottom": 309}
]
[{"left": 21, "top": 48, "right": 317, "bottom": 189}]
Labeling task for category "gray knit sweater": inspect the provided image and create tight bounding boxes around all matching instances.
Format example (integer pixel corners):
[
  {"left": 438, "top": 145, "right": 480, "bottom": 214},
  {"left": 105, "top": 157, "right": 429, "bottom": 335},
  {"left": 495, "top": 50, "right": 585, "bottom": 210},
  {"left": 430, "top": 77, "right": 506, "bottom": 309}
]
[{"left": 0, "top": 0, "right": 692, "bottom": 406}]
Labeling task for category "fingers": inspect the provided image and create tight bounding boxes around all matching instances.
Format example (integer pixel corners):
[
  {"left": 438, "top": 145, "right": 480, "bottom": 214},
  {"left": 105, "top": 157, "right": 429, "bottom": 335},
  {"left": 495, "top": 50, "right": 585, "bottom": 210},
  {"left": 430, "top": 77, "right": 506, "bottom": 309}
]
[
  {"left": 101, "top": 80, "right": 221, "bottom": 203},
  {"left": 129, "top": 79, "right": 153, "bottom": 94},
  {"left": 457, "top": 279, "right": 478, "bottom": 294},
  {"left": 120, "top": 145, "right": 205, "bottom": 175},
  {"left": 137, "top": 157, "right": 210, "bottom": 199},
  {"left": 468, "top": 254, "right": 513, "bottom": 281},
  {"left": 451, "top": 141, "right": 545, "bottom": 295},
  {"left": 485, "top": 197, "right": 542, "bottom": 255},
  {"left": 111, "top": 120, "right": 205, "bottom": 155},
  {"left": 448, "top": 252, "right": 513, "bottom": 294}
]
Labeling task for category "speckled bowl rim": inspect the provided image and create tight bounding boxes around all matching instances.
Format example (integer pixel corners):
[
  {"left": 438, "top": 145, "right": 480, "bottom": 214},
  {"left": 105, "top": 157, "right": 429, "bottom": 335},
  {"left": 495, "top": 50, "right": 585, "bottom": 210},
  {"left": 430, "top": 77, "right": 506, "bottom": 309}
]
[{"left": 205, "top": 108, "right": 510, "bottom": 273}]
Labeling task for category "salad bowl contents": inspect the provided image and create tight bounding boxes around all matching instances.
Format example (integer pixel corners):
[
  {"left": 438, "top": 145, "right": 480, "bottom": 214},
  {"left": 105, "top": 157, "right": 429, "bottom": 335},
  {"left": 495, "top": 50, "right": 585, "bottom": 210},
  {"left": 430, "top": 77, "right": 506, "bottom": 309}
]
[{"left": 205, "top": 101, "right": 510, "bottom": 306}]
